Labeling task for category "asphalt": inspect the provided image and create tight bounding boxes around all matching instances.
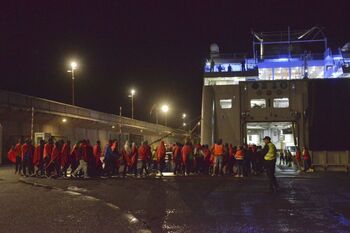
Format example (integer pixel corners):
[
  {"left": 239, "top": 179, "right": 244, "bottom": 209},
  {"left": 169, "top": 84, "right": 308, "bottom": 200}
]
[{"left": 1, "top": 165, "right": 350, "bottom": 233}]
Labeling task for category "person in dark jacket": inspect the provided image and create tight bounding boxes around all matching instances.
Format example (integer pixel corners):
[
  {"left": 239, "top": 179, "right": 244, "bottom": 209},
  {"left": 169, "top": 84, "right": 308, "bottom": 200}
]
[{"left": 103, "top": 140, "right": 115, "bottom": 177}]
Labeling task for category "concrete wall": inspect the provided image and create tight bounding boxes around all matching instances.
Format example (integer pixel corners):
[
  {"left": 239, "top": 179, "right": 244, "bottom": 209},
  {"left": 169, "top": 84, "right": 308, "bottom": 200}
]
[
  {"left": 201, "top": 85, "right": 241, "bottom": 145},
  {"left": 213, "top": 85, "right": 241, "bottom": 145},
  {"left": 201, "top": 86, "right": 214, "bottom": 145}
]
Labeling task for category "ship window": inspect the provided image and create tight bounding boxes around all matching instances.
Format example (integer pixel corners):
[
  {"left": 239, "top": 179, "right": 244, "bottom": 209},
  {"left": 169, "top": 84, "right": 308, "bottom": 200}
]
[
  {"left": 308, "top": 66, "right": 324, "bottom": 79},
  {"left": 219, "top": 99, "right": 232, "bottom": 109},
  {"left": 291, "top": 67, "right": 303, "bottom": 79},
  {"left": 250, "top": 99, "right": 266, "bottom": 108},
  {"left": 274, "top": 68, "right": 289, "bottom": 80},
  {"left": 259, "top": 68, "right": 273, "bottom": 80},
  {"left": 273, "top": 98, "right": 289, "bottom": 108}
]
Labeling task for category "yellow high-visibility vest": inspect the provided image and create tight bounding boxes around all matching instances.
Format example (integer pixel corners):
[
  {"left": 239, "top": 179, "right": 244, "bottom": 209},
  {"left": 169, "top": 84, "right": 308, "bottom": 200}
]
[{"left": 264, "top": 142, "right": 276, "bottom": 161}]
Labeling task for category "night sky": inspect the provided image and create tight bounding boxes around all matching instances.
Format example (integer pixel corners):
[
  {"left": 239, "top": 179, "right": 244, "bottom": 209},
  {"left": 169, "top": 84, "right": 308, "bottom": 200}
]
[{"left": 1, "top": 0, "right": 349, "bottom": 127}]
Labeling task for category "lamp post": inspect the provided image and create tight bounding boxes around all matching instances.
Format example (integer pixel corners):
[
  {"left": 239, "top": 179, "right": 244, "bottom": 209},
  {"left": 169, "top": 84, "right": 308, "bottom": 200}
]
[
  {"left": 129, "top": 89, "right": 136, "bottom": 119},
  {"left": 68, "top": 61, "right": 78, "bottom": 105}
]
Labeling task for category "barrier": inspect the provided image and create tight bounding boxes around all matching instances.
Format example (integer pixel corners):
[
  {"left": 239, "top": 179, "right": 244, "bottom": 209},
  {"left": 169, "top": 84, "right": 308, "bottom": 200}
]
[{"left": 312, "top": 150, "right": 350, "bottom": 172}]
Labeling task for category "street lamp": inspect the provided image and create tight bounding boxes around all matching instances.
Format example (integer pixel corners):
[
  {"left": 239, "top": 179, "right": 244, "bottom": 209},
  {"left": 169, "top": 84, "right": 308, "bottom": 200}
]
[
  {"left": 161, "top": 104, "right": 169, "bottom": 113},
  {"left": 182, "top": 113, "right": 187, "bottom": 119},
  {"left": 128, "top": 89, "right": 136, "bottom": 119},
  {"left": 161, "top": 104, "right": 169, "bottom": 126},
  {"left": 67, "top": 61, "right": 78, "bottom": 105},
  {"left": 151, "top": 103, "right": 169, "bottom": 126}
]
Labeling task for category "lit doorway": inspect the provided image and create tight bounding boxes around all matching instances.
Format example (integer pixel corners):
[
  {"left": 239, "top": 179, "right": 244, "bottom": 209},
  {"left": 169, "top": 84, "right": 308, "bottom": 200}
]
[
  {"left": 245, "top": 121, "right": 300, "bottom": 175},
  {"left": 246, "top": 122, "right": 297, "bottom": 150}
]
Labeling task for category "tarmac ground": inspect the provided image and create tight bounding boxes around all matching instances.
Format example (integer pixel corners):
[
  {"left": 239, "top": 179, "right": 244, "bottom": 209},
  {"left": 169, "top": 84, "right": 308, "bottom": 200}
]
[{"left": 1, "top": 165, "right": 350, "bottom": 233}]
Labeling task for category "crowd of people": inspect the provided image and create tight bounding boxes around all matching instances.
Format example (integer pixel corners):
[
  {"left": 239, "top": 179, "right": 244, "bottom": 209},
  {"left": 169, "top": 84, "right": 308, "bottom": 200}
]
[
  {"left": 279, "top": 147, "right": 313, "bottom": 172},
  {"left": 7, "top": 136, "right": 312, "bottom": 192}
]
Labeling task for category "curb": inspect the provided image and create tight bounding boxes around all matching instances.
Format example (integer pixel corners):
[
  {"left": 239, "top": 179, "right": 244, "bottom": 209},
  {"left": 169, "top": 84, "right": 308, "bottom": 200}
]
[{"left": 19, "top": 178, "right": 152, "bottom": 233}]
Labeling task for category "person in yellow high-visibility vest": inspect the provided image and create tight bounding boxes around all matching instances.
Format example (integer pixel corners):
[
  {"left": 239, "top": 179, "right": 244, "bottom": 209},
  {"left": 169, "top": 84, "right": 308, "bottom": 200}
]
[{"left": 263, "top": 136, "right": 279, "bottom": 192}]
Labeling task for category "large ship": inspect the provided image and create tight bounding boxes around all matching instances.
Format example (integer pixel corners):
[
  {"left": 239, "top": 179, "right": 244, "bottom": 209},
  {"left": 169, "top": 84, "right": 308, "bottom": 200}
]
[{"left": 201, "top": 27, "right": 350, "bottom": 171}]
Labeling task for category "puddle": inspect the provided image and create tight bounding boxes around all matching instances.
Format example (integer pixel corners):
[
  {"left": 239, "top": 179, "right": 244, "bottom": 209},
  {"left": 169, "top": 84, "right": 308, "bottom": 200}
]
[
  {"left": 64, "top": 190, "right": 82, "bottom": 196},
  {"left": 124, "top": 213, "right": 139, "bottom": 224},
  {"left": 67, "top": 186, "right": 88, "bottom": 192}
]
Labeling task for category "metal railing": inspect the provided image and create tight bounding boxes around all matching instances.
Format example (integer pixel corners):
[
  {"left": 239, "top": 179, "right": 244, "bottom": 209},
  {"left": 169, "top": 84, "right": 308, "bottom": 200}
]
[{"left": 257, "top": 53, "right": 325, "bottom": 61}]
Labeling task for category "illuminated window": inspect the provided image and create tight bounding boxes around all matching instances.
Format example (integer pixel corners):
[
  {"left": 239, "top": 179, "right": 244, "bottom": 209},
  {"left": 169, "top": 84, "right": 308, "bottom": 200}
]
[
  {"left": 274, "top": 68, "right": 289, "bottom": 80},
  {"left": 219, "top": 99, "right": 232, "bottom": 109},
  {"left": 291, "top": 67, "right": 303, "bottom": 79},
  {"left": 204, "top": 77, "right": 251, "bottom": 86},
  {"left": 250, "top": 99, "right": 266, "bottom": 108},
  {"left": 308, "top": 66, "right": 324, "bottom": 79},
  {"left": 259, "top": 68, "right": 273, "bottom": 80},
  {"left": 273, "top": 98, "right": 289, "bottom": 108}
]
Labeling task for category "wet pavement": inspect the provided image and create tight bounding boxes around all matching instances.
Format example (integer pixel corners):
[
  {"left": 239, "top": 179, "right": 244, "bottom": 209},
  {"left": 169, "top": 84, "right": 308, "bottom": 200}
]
[{"left": 1, "top": 165, "right": 350, "bottom": 233}]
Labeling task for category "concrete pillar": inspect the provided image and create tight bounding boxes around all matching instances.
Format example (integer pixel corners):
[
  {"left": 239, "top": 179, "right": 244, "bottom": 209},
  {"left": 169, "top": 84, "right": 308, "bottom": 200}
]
[{"left": 201, "top": 86, "right": 214, "bottom": 145}]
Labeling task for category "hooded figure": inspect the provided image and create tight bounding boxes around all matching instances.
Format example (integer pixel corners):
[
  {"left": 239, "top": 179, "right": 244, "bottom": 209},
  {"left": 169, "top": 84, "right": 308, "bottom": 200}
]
[
  {"left": 103, "top": 140, "right": 115, "bottom": 177},
  {"left": 14, "top": 140, "right": 23, "bottom": 174},
  {"left": 173, "top": 143, "right": 182, "bottom": 175},
  {"left": 7, "top": 146, "right": 16, "bottom": 164},
  {"left": 112, "top": 141, "right": 120, "bottom": 174},
  {"left": 139, "top": 141, "right": 150, "bottom": 176},
  {"left": 61, "top": 141, "right": 71, "bottom": 177},
  {"left": 201, "top": 145, "right": 211, "bottom": 175},
  {"left": 131, "top": 143, "right": 138, "bottom": 166},
  {"left": 123, "top": 141, "right": 131, "bottom": 164},
  {"left": 47, "top": 141, "right": 61, "bottom": 177},
  {"left": 122, "top": 141, "right": 131, "bottom": 177},
  {"left": 156, "top": 141, "right": 166, "bottom": 162},
  {"left": 129, "top": 142, "right": 138, "bottom": 176},
  {"left": 70, "top": 142, "right": 80, "bottom": 172},
  {"left": 156, "top": 141, "right": 166, "bottom": 176},
  {"left": 21, "top": 139, "right": 34, "bottom": 176},
  {"left": 181, "top": 141, "right": 192, "bottom": 175},
  {"left": 93, "top": 141, "right": 102, "bottom": 174}
]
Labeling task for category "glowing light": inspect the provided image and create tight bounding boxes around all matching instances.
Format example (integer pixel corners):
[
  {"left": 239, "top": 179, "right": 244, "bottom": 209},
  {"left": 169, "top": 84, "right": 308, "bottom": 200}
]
[
  {"left": 272, "top": 58, "right": 289, "bottom": 62},
  {"left": 112, "top": 125, "right": 115, "bottom": 129},
  {"left": 130, "top": 89, "right": 136, "bottom": 96},
  {"left": 62, "top": 118, "right": 67, "bottom": 123},
  {"left": 182, "top": 113, "right": 187, "bottom": 119},
  {"left": 70, "top": 61, "right": 77, "bottom": 70},
  {"left": 161, "top": 104, "right": 169, "bottom": 113},
  {"left": 183, "top": 122, "right": 186, "bottom": 127}
]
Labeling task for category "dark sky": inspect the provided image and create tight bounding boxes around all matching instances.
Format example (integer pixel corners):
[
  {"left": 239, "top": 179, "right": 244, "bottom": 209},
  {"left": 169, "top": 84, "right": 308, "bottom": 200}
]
[{"left": 1, "top": 0, "right": 349, "bottom": 127}]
